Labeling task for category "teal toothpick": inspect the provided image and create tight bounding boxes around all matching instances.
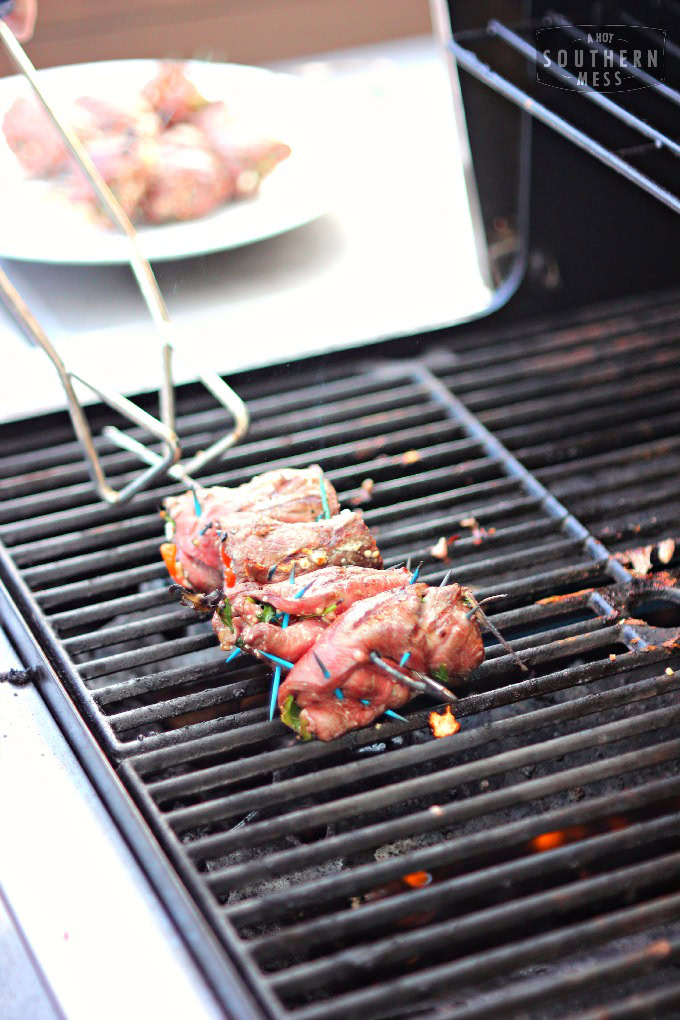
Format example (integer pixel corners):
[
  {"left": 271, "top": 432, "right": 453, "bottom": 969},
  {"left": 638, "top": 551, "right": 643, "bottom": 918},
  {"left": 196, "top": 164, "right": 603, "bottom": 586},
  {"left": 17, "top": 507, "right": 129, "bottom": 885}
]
[
  {"left": 319, "top": 476, "right": 331, "bottom": 520},
  {"left": 269, "top": 566, "right": 296, "bottom": 720}
]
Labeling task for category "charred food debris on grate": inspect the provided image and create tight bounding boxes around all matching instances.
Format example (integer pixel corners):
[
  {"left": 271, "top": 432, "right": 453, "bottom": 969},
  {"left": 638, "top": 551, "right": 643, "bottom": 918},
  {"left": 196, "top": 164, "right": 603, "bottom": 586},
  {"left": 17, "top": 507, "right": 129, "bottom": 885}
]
[{"left": 2, "top": 295, "right": 680, "bottom": 1016}]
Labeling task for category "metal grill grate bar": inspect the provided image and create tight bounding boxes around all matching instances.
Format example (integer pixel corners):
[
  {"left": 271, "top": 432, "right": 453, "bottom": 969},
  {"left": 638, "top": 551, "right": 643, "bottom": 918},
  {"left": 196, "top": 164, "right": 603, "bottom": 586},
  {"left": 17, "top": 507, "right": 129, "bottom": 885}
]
[
  {"left": 130, "top": 634, "right": 655, "bottom": 779},
  {"left": 536, "top": 434, "right": 680, "bottom": 485},
  {"left": 250, "top": 809, "right": 680, "bottom": 964},
  {"left": 0, "top": 393, "right": 449, "bottom": 505},
  {"left": 62, "top": 607, "right": 196, "bottom": 655},
  {"left": 470, "top": 366, "right": 680, "bottom": 431},
  {"left": 224, "top": 771, "right": 680, "bottom": 927},
  {"left": 570, "top": 979, "right": 680, "bottom": 1020},
  {"left": 414, "top": 936, "right": 680, "bottom": 1020},
  {"left": 271, "top": 850, "right": 680, "bottom": 1000},
  {"left": 438, "top": 300, "right": 680, "bottom": 377},
  {"left": 163, "top": 668, "right": 672, "bottom": 835},
  {"left": 0, "top": 371, "right": 423, "bottom": 476},
  {"left": 287, "top": 891, "right": 680, "bottom": 1020},
  {"left": 204, "top": 718, "right": 680, "bottom": 895},
  {"left": 439, "top": 321, "right": 680, "bottom": 399},
  {"left": 0, "top": 419, "right": 476, "bottom": 526}
]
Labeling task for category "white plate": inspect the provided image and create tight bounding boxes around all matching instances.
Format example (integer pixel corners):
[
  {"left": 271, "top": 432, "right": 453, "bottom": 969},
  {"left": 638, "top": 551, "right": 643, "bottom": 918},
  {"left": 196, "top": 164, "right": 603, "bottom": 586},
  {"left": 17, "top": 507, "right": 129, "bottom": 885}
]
[{"left": 0, "top": 59, "right": 330, "bottom": 263}]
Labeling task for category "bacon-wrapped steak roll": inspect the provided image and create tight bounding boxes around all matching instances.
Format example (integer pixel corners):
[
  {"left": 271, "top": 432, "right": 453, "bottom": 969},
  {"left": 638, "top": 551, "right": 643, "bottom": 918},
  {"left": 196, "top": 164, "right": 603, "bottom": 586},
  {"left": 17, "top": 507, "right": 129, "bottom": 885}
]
[
  {"left": 161, "top": 467, "right": 340, "bottom": 592},
  {"left": 278, "top": 583, "right": 484, "bottom": 741}
]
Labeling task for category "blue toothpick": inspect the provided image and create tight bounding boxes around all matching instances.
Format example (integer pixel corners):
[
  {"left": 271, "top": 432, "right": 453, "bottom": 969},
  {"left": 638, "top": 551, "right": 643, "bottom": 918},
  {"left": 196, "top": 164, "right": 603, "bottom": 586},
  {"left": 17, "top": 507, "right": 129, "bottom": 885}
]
[
  {"left": 440, "top": 569, "right": 453, "bottom": 587},
  {"left": 270, "top": 613, "right": 291, "bottom": 721},
  {"left": 358, "top": 698, "right": 406, "bottom": 722},
  {"left": 269, "top": 566, "right": 296, "bottom": 720},
  {"left": 320, "top": 476, "right": 332, "bottom": 520},
  {"left": 294, "top": 580, "right": 315, "bottom": 600},
  {"left": 335, "top": 687, "right": 344, "bottom": 699},
  {"left": 192, "top": 488, "right": 202, "bottom": 517},
  {"left": 270, "top": 666, "right": 282, "bottom": 721},
  {"left": 409, "top": 561, "right": 423, "bottom": 584},
  {"left": 226, "top": 648, "right": 241, "bottom": 664},
  {"left": 400, "top": 651, "right": 411, "bottom": 666},
  {"left": 259, "top": 651, "right": 294, "bottom": 670},
  {"left": 314, "top": 652, "right": 331, "bottom": 679}
]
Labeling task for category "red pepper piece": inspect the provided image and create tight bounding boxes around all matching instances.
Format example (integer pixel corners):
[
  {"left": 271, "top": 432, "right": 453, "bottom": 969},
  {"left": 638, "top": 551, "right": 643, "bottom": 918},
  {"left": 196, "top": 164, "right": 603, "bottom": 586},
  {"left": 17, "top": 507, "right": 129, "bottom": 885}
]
[
  {"left": 160, "top": 542, "right": 185, "bottom": 586},
  {"left": 221, "top": 544, "right": 236, "bottom": 587}
]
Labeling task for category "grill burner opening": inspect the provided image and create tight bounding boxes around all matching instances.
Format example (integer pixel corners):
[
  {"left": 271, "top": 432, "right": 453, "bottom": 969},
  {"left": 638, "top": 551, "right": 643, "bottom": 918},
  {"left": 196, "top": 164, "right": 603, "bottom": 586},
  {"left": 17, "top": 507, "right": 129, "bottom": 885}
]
[
  {"left": 3, "top": 291, "right": 680, "bottom": 1017},
  {"left": 629, "top": 597, "right": 680, "bottom": 629}
]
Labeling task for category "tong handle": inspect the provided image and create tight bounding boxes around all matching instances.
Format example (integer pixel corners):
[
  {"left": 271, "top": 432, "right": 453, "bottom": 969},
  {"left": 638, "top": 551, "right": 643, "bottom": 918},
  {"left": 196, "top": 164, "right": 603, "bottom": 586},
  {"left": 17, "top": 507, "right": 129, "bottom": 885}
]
[
  {"left": 0, "top": 22, "right": 250, "bottom": 499},
  {"left": 0, "top": 267, "right": 180, "bottom": 503},
  {"left": 0, "top": 17, "right": 176, "bottom": 435}
]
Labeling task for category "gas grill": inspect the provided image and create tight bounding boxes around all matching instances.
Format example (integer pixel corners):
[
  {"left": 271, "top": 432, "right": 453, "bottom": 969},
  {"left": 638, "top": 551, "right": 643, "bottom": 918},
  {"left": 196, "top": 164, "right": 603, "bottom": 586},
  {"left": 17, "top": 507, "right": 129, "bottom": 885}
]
[{"left": 4, "top": 2, "right": 680, "bottom": 1018}]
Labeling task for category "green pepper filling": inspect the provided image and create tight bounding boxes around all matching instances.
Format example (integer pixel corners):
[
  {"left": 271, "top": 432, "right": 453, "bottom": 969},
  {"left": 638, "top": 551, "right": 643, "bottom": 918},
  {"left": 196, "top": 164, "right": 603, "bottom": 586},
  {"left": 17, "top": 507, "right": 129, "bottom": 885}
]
[
  {"left": 433, "top": 664, "right": 450, "bottom": 685},
  {"left": 218, "top": 598, "right": 233, "bottom": 631},
  {"left": 160, "top": 509, "right": 176, "bottom": 539},
  {"left": 280, "top": 695, "right": 313, "bottom": 740},
  {"left": 321, "top": 602, "right": 338, "bottom": 616},
  {"left": 257, "top": 603, "right": 276, "bottom": 624}
]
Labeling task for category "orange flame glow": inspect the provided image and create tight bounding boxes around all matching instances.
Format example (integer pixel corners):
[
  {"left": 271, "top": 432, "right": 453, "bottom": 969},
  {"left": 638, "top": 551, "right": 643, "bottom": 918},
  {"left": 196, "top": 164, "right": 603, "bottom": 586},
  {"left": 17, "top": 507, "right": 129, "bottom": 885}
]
[
  {"left": 429, "top": 705, "right": 461, "bottom": 738},
  {"left": 403, "top": 871, "right": 432, "bottom": 888},
  {"left": 531, "top": 831, "right": 565, "bottom": 852},
  {"left": 531, "top": 825, "right": 588, "bottom": 853}
]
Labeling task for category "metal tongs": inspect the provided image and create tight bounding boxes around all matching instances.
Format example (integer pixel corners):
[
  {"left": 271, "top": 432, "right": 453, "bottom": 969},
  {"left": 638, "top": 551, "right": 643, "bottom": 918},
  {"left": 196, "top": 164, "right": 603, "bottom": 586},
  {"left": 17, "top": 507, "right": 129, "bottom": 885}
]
[{"left": 0, "top": 14, "right": 249, "bottom": 503}]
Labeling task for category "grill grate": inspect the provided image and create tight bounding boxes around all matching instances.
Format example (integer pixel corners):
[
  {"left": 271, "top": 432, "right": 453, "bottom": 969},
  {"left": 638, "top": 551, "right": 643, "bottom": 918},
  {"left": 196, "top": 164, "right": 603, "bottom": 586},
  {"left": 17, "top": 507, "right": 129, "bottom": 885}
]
[{"left": 2, "top": 291, "right": 680, "bottom": 1017}]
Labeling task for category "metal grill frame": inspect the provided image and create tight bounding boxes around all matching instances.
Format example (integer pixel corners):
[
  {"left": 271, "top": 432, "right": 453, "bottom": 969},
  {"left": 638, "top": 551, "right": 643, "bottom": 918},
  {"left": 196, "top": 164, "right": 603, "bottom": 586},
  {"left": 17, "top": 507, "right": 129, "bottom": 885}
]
[
  {"left": 3, "top": 315, "right": 680, "bottom": 1018},
  {"left": 0, "top": 359, "right": 644, "bottom": 759}
]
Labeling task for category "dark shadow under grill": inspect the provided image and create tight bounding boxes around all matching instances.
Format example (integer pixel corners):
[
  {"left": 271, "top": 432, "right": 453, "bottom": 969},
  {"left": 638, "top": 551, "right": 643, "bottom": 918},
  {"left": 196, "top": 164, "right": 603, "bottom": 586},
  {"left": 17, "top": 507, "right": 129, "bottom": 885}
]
[{"left": 2, "top": 290, "right": 680, "bottom": 1019}]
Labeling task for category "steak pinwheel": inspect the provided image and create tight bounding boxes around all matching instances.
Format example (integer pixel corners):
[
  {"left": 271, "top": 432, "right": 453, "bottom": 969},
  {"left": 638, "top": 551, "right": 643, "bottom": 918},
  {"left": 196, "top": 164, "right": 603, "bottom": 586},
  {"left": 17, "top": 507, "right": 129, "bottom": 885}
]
[
  {"left": 189, "top": 101, "right": 291, "bottom": 199},
  {"left": 218, "top": 509, "right": 381, "bottom": 587},
  {"left": 161, "top": 466, "right": 339, "bottom": 591},
  {"left": 139, "top": 125, "right": 233, "bottom": 224},
  {"left": 160, "top": 465, "right": 490, "bottom": 742},
  {"left": 141, "top": 61, "right": 208, "bottom": 126},
  {"left": 213, "top": 564, "right": 411, "bottom": 659},
  {"left": 2, "top": 62, "right": 292, "bottom": 225},
  {"left": 277, "top": 583, "right": 484, "bottom": 741},
  {"left": 2, "top": 94, "right": 160, "bottom": 178}
]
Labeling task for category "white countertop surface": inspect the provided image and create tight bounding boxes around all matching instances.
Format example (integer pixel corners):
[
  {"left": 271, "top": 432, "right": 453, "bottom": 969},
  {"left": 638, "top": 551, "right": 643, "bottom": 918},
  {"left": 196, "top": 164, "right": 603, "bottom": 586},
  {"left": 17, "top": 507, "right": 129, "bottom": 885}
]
[
  {"left": 0, "top": 36, "right": 490, "bottom": 423},
  {"left": 0, "top": 627, "right": 223, "bottom": 1020}
]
